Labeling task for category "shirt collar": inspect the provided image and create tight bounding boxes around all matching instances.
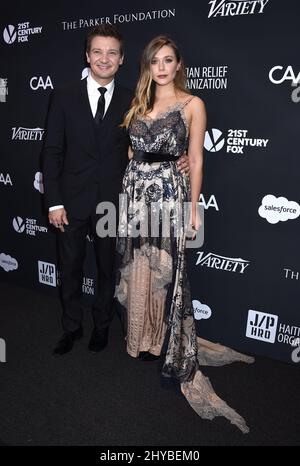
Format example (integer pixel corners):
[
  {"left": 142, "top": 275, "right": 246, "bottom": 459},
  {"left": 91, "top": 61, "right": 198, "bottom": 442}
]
[{"left": 87, "top": 72, "right": 115, "bottom": 95}]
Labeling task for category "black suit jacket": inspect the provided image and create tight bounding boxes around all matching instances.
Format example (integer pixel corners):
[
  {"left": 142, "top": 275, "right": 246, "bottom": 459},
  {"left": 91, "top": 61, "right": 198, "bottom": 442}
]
[{"left": 42, "top": 79, "right": 133, "bottom": 219}]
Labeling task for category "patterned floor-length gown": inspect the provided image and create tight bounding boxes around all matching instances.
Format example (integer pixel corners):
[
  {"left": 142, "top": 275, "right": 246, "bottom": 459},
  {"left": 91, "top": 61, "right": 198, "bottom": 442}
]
[{"left": 115, "top": 99, "right": 254, "bottom": 433}]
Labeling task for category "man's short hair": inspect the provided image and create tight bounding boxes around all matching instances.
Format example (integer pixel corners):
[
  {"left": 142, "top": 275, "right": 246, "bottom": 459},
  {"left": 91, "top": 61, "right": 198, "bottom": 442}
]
[{"left": 86, "top": 24, "right": 124, "bottom": 56}]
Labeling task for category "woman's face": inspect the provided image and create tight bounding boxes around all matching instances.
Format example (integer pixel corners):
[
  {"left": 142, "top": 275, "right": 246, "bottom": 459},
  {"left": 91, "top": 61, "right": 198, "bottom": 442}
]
[{"left": 150, "top": 45, "right": 181, "bottom": 87}]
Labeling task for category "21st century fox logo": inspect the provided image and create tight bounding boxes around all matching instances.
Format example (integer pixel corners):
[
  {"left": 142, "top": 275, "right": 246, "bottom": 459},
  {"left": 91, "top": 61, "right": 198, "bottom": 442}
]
[{"left": 3, "top": 22, "right": 42, "bottom": 44}]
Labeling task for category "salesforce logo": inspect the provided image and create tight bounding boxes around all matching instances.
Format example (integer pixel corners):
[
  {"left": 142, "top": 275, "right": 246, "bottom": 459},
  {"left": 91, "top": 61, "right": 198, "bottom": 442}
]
[
  {"left": 192, "top": 300, "right": 212, "bottom": 321},
  {"left": 258, "top": 195, "right": 300, "bottom": 224}
]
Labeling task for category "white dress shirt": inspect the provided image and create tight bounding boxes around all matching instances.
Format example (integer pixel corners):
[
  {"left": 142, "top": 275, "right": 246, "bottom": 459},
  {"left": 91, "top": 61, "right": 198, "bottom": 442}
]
[
  {"left": 49, "top": 74, "right": 115, "bottom": 212},
  {"left": 87, "top": 73, "right": 114, "bottom": 118}
]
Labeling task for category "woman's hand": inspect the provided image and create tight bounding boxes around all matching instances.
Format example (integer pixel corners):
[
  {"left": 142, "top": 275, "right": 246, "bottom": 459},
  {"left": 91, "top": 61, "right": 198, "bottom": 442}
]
[{"left": 176, "top": 153, "right": 190, "bottom": 175}]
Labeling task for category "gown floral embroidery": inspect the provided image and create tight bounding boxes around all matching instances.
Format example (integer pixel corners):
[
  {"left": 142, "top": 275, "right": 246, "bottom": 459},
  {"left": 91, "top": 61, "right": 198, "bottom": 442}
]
[{"left": 115, "top": 99, "right": 254, "bottom": 433}]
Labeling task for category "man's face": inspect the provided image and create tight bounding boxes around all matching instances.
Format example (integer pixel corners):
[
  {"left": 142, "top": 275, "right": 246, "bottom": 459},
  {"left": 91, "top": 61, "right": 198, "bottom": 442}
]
[{"left": 86, "top": 35, "right": 123, "bottom": 85}]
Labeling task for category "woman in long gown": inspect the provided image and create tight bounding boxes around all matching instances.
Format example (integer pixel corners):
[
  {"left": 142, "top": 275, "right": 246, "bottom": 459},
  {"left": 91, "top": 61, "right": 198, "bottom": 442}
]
[{"left": 115, "top": 36, "right": 254, "bottom": 433}]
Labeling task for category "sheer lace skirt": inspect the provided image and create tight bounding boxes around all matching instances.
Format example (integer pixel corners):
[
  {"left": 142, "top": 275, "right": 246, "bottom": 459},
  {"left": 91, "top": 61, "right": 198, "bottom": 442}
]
[{"left": 115, "top": 160, "right": 254, "bottom": 433}]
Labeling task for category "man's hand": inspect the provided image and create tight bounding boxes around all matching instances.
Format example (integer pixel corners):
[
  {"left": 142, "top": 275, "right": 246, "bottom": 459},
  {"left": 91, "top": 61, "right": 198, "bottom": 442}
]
[
  {"left": 49, "top": 208, "right": 69, "bottom": 232},
  {"left": 177, "top": 153, "right": 190, "bottom": 175}
]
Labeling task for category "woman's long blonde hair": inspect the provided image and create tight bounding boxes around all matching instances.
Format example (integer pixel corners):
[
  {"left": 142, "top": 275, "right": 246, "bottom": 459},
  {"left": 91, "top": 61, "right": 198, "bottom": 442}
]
[{"left": 122, "top": 35, "right": 188, "bottom": 128}]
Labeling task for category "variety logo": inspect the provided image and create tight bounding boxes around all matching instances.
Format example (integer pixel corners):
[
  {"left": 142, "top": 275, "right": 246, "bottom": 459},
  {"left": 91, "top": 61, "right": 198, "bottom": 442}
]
[
  {"left": 13, "top": 216, "right": 48, "bottom": 236},
  {"left": 12, "top": 127, "right": 44, "bottom": 141},
  {"left": 0, "top": 253, "right": 18, "bottom": 272},
  {"left": 34, "top": 172, "right": 44, "bottom": 193},
  {"left": 205, "top": 128, "right": 269, "bottom": 154},
  {"left": 38, "top": 261, "right": 56, "bottom": 287},
  {"left": 196, "top": 251, "right": 250, "bottom": 273},
  {"left": 0, "top": 78, "right": 8, "bottom": 102},
  {"left": 82, "top": 277, "right": 95, "bottom": 295},
  {"left": 3, "top": 22, "right": 43, "bottom": 44},
  {"left": 0, "top": 173, "right": 13, "bottom": 186},
  {"left": 246, "top": 309, "right": 278, "bottom": 343},
  {"left": 192, "top": 300, "right": 212, "bottom": 320},
  {"left": 0, "top": 338, "right": 6, "bottom": 363},
  {"left": 208, "top": 0, "right": 269, "bottom": 18},
  {"left": 62, "top": 9, "right": 175, "bottom": 30},
  {"left": 258, "top": 195, "right": 300, "bottom": 224},
  {"left": 186, "top": 65, "right": 228, "bottom": 90},
  {"left": 30, "top": 76, "right": 53, "bottom": 90}
]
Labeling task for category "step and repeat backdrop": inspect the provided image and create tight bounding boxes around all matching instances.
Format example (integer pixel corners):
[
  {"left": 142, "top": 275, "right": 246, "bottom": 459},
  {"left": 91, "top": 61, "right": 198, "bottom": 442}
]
[{"left": 1, "top": 0, "right": 299, "bottom": 364}]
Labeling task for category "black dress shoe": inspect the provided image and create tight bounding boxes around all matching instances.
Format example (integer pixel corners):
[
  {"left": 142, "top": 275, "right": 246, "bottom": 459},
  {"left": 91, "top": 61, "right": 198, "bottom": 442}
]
[
  {"left": 138, "top": 351, "right": 160, "bottom": 361},
  {"left": 53, "top": 327, "right": 83, "bottom": 356},
  {"left": 88, "top": 327, "right": 109, "bottom": 352}
]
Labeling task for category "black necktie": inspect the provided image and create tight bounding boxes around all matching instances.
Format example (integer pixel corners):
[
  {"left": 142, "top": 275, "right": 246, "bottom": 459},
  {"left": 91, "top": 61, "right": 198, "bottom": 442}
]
[{"left": 94, "top": 87, "right": 107, "bottom": 125}]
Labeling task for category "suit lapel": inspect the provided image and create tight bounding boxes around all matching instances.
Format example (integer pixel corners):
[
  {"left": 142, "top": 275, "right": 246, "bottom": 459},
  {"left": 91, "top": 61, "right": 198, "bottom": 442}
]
[{"left": 78, "top": 79, "right": 99, "bottom": 159}]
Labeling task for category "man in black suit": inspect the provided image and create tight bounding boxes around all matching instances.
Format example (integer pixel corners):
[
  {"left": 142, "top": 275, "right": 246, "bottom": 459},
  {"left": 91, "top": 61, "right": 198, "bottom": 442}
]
[
  {"left": 43, "top": 25, "right": 188, "bottom": 356},
  {"left": 43, "top": 25, "right": 133, "bottom": 355}
]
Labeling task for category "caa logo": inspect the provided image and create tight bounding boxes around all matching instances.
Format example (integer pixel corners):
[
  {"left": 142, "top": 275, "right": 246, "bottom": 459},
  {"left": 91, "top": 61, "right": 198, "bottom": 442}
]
[
  {"left": 204, "top": 128, "right": 225, "bottom": 152},
  {"left": 38, "top": 261, "right": 56, "bottom": 287},
  {"left": 269, "top": 66, "right": 300, "bottom": 85},
  {"left": 258, "top": 195, "right": 300, "bottom": 224},
  {"left": 199, "top": 194, "right": 219, "bottom": 211},
  {"left": 30, "top": 76, "right": 53, "bottom": 90},
  {"left": 0, "top": 173, "right": 13, "bottom": 186},
  {"left": 246, "top": 309, "right": 278, "bottom": 343},
  {"left": 192, "top": 300, "right": 212, "bottom": 320}
]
